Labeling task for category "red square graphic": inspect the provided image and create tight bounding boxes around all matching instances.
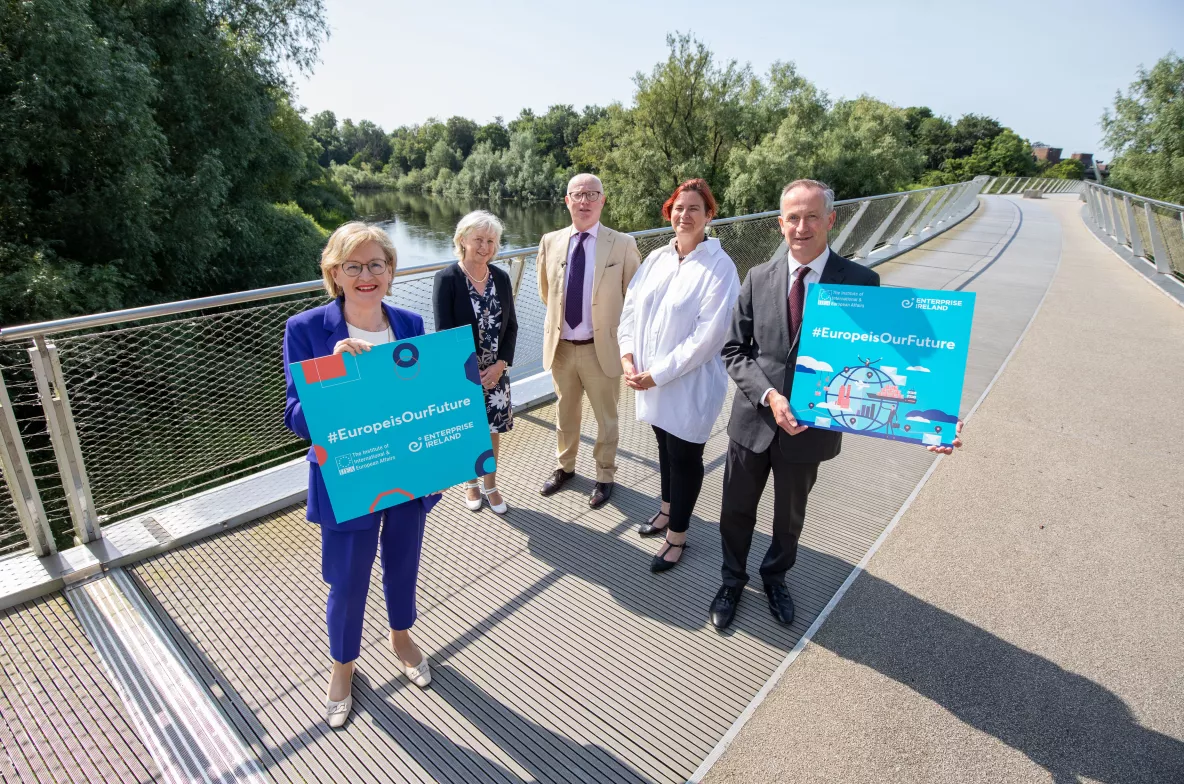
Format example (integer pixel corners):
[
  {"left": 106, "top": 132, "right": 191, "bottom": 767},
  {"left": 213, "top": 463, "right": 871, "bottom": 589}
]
[{"left": 301, "top": 353, "right": 347, "bottom": 385}]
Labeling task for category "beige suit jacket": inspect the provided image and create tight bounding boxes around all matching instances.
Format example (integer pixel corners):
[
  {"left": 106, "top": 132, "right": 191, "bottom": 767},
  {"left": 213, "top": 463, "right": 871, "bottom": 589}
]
[{"left": 537, "top": 223, "right": 642, "bottom": 377}]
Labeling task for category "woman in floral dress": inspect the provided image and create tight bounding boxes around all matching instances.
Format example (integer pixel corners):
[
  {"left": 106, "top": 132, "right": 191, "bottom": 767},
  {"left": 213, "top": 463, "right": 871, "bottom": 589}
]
[{"left": 432, "top": 211, "right": 518, "bottom": 514}]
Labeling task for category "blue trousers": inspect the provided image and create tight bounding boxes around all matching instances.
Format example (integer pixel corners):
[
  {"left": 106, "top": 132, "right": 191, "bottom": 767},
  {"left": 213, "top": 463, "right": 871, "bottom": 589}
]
[{"left": 320, "top": 502, "right": 426, "bottom": 664}]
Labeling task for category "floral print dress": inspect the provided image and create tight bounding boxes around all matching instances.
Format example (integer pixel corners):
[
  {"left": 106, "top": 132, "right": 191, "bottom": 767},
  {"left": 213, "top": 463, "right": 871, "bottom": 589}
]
[{"left": 465, "top": 272, "right": 513, "bottom": 434}]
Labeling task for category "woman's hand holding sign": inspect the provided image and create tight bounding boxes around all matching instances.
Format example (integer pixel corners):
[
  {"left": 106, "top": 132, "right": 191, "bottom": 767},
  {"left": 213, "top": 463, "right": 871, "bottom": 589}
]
[{"left": 333, "top": 338, "right": 374, "bottom": 356}]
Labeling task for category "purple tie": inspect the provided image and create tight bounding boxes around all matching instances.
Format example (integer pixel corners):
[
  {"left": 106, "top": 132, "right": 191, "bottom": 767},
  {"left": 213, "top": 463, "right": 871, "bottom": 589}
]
[{"left": 565, "top": 232, "right": 590, "bottom": 330}]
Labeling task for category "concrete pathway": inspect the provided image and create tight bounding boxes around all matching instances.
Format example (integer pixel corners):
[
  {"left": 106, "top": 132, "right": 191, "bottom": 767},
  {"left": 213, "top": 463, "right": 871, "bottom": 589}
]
[{"left": 703, "top": 197, "right": 1184, "bottom": 783}]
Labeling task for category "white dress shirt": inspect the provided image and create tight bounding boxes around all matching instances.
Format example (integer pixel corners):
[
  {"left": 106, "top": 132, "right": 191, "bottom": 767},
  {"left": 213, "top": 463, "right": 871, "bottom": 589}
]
[
  {"left": 560, "top": 222, "right": 599, "bottom": 341},
  {"left": 618, "top": 237, "right": 741, "bottom": 443},
  {"left": 761, "top": 245, "right": 831, "bottom": 406}
]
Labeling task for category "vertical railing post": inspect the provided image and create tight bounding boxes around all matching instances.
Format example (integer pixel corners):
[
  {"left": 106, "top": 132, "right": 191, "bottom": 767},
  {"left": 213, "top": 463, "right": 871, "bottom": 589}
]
[
  {"left": 0, "top": 368, "right": 55, "bottom": 556},
  {"left": 831, "top": 199, "right": 870, "bottom": 257},
  {"left": 1144, "top": 202, "right": 1173, "bottom": 274},
  {"left": 853, "top": 195, "right": 907, "bottom": 259},
  {"left": 888, "top": 192, "right": 932, "bottom": 247},
  {"left": 1101, "top": 189, "right": 1117, "bottom": 237},
  {"left": 509, "top": 255, "right": 528, "bottom": 298},
  {"left": 1123, "top": 196, "right": 1144, "bottom": 257},
  {"left": 28, "top": 336, "right": 99, "bottom": 544}
]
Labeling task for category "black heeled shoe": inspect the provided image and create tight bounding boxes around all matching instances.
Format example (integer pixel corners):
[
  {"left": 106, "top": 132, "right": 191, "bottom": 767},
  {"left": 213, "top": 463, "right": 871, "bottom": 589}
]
[
  {"left": 650, "top": 539, "right": 687, "bottom": 573},
  {"left": 638, "top": 510, "right": 670, "bottom": 537}
]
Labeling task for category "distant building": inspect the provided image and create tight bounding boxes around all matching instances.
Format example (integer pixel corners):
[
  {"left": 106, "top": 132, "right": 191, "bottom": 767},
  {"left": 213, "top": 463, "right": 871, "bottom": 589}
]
[
  {"left": 1071, "top": 152, "right": 1094, "bottom": 168},
  {"left": 1032, "top": 144, "right": 1062, "bottom": 164}
]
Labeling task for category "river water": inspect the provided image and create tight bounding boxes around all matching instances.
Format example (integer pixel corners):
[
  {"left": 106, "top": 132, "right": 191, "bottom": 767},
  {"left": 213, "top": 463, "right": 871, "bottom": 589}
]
[{"left": 352, "top": 191, "right": 572, "bottom": 270}]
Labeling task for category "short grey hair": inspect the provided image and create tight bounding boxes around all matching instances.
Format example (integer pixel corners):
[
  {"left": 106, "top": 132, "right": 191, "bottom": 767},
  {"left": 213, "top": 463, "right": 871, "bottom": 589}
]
[
  {"left": 567, "top": 172, "right": 604, "bottom": 194},
  {"left": 781, "top": 179, "right": 835, "bottom": 214},
  {"left": 453, "top": 210, "right": 505, "bottom": 259}
]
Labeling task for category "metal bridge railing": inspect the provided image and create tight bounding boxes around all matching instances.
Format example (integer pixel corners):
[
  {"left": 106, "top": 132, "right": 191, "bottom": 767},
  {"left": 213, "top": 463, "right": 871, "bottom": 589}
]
[
  {"left": 980, "top": 176, "right": 1086, "bottom": 196},
  {"left": 1080, "top": 182, "right": 1184, "bottom": 279},
  {"left": 0, "top": 178, "right": 986, "bottom": 556}
]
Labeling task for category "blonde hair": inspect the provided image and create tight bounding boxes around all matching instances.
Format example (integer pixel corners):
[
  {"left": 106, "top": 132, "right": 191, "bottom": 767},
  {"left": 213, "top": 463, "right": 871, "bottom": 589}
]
[
  {"left": 452, "top": 210, "right": 505, "bottom": 260},
  {"left": 320, "top": 222, "right": 398, "bottom": 298}
]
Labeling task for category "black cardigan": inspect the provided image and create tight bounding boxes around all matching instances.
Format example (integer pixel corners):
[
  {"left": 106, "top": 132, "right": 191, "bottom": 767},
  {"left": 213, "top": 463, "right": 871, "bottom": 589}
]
[{"left": 432, "top": 262, "right": 518, "bottom": 367}]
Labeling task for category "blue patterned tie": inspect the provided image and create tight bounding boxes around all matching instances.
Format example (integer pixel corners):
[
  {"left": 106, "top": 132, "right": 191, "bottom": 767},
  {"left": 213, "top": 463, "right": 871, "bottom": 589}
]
[{"left": 565, "top": 232, "right": 590, "bottom": 330}]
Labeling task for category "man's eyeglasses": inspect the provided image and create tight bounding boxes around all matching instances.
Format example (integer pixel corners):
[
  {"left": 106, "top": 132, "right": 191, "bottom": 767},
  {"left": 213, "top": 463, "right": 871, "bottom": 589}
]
[
  {"left": 567, "top": 191, "right": 602, "bottom": 203},
  {"left": 341, "top": 260, "right": 390, "bottom": 277}
]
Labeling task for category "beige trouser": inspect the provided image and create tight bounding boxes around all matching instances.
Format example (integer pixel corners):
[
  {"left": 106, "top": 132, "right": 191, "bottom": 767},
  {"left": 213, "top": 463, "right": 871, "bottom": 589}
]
[{"left": 552, "top": 340, "right": 620, "bottom": 482}]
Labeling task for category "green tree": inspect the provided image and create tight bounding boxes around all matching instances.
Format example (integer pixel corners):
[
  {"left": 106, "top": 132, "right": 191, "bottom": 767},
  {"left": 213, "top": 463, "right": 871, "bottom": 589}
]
[
  {"left": 1041, "top": 158, "right": 1086, "bottom": 180},
  {"left": 949, "top": 113, "right": 1004, "bottom": 159},
  {"left": 475, "top": 118, "right": 510, "bottom": 152},
  {"left": 445, "top": 116, "right": 479, "bottom": 158},
  {"left": 0, "top": 0, "right": 334, "bottom": 325},
  {"left": 1101, "top": 52, "right": 1184, "bottom": 203}
]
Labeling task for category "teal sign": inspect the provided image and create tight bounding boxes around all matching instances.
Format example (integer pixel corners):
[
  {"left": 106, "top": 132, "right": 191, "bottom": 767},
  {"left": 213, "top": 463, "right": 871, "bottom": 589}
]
[
  {"left": 289, "top": 327, "right": 494, "bottom": 521},
  {"left": 790, "top": 284, "right": 975, "bottom": 447}
]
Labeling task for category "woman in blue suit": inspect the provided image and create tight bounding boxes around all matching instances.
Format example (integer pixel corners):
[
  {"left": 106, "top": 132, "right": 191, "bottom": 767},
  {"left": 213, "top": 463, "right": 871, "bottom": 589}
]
[{"left": 283, "top": 222, "right": 438, "bottom": 729}]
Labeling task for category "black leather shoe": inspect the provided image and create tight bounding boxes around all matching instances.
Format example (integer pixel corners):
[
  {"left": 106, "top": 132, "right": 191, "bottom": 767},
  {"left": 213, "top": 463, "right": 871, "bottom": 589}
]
[
  {"left": 540, "top": 469, "right": 574, "bottom": 496},
  {"left": 709, "top": 585, "right": 743, "bottom": 630},
  {"left": 764, "top": 582, "right": 795, "bottom": 626},
  {"left": 650, "top": 539, "right": 687, "bottom": 573},
  {"left": 638, "top": 510, "right": 669, "bottom": 537},
  {"left": 589, "top": 481, "right": 613, "bottom": 509}
]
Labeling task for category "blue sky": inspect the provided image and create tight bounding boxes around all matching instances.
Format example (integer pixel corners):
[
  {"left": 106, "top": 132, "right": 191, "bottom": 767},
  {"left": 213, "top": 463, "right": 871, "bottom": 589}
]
[{"left": 294, "top": 0, "right": 1183, "bottom": 160}]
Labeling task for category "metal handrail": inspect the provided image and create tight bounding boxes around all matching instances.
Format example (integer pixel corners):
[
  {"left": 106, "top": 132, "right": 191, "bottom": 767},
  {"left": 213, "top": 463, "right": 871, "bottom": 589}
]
[
  {"left": 1084, "top": 181, "right": 1184, "bottom": 212},
  {"left": 1081, "top": 180, "right": 1184, "bottom": 279}
]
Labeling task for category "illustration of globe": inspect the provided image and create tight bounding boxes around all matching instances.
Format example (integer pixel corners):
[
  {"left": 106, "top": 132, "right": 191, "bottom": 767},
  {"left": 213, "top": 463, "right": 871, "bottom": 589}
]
[{"left": 823, "top": 365, "right": 900, "bottom": 433}]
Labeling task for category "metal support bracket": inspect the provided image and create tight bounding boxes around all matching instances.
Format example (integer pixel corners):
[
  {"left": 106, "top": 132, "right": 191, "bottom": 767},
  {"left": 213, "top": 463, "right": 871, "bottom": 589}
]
[{"left": 28, "top": 337, "right": 99, "bottom": 544}]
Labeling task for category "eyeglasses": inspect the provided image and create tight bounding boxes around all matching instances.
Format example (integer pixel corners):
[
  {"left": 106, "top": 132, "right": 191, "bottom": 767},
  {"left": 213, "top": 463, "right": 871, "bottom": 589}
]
[
  {"left": 567, "top": 191, "right": 602, "bottom": 203},
  {"left": 340, "top": 260, "right": 390, "bottom": 277}
]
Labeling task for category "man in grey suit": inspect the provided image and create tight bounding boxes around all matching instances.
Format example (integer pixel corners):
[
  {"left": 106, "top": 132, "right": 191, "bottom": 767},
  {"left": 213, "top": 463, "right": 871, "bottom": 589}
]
[{"left": 709, "top": 179, "right": 959, "bottom": 630}]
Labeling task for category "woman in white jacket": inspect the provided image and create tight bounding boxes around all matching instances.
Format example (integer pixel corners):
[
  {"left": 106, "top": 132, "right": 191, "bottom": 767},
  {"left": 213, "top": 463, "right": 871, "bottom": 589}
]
[{"left": 618, "top": 179, "right": 741, "bottom": 572}]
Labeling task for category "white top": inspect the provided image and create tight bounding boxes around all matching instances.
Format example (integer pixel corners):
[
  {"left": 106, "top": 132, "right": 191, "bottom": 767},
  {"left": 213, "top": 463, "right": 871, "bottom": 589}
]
[
  {"left": 560, "top": 222, "right": 600, "bottom": 340},
  {"left": 762, "top": 245, "right": 831, "bottom": 406},
  {"left": 618, "top": 236, "right": 741, "bottom": 443},
  {"left": 346, "top": 321, "right": 393, "bottom": 344}
]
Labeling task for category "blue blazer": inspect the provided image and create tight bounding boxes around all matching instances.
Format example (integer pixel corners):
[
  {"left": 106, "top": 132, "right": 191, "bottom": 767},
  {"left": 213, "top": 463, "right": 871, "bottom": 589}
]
[{"left": 283, "top": 297, "right": 440, "bottom": 530}]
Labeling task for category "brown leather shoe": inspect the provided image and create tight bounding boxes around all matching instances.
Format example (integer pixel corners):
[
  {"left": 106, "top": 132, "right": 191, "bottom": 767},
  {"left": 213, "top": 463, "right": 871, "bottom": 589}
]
[
  {"left": 589, "top": 481, "right": 613, "bottom": 509},
  {"left": 540, "top": 469, "right": 575, "bottom": 496}
]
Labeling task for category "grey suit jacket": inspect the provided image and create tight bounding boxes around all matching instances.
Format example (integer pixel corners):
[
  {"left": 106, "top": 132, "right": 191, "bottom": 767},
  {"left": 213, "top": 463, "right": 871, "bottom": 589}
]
[{"left": 722, "top": 248, "right": 880, "bottom": 461}]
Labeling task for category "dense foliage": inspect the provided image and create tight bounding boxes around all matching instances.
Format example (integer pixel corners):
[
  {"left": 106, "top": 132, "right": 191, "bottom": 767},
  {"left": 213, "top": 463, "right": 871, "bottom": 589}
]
[
  {"left": 0, "top": 0, "right": 351, "bottom": 326},
  {"left": 1102, "top": 52, "right": 1184, "bottom": 204},
  {"left": 321, "top": 33, "right": 1059, "bottom": 230}
]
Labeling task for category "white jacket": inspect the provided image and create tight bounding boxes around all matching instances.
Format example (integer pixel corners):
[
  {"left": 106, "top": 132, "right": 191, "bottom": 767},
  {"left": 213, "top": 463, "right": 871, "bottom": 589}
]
[{"left": 618, "top": 237, "right": 741, "bottom": 443}]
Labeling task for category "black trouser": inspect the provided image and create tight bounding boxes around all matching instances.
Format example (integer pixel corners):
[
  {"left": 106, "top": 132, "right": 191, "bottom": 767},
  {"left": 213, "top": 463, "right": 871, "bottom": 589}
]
[
  {"left": 652, "top": 426, "right": 706, "bottom": 534},
  {"left": 719, "top": 437, "right": 820, "bottom": 588}
]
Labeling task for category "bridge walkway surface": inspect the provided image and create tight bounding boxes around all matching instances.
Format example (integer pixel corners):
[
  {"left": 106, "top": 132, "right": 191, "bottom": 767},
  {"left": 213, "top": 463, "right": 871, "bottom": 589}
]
[
  {"left": 3, "top": 194, "right": 1178, "bottom": 783},
  {"left": 703, "top": 197, "right": 1184, "bottom": 783}
]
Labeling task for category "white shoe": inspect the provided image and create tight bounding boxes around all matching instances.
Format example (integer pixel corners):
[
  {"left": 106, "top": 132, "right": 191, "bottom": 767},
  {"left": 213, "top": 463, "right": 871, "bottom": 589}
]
[
  {"left": 481, "top": 486, "right": 508, "bottom": 515},
  {"left": 462, "top": 480, "right": 482, "bottom": 512},
  {"left": 404, "top": 656, "right": 432, "bottom": 688},
  {"left": 326, "top": 694, "right": 353, "bottom": 729}
]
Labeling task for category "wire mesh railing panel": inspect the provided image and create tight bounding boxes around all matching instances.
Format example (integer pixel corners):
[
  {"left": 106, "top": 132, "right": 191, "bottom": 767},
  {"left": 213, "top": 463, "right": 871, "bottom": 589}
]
[
  {"left": 827, "top": 202, "right": 861, "bottom": 247},
  {"left": 875, "top": 192, "right": 920, "bottom": 245},
  {"left": 711, "top": 215, "right": 783, "bottom": 280},
  {"left": 1150, "top": 204, "right": 1184, "bottom": 276},
  {"left": 0, "top": 344, "right": 72, "bottom": 549},
  {"left": 0, "top": 461, "right": 20, "bottom": 555},
  {"left": 837, "top": 197, "right": 898, "bottom": 258},
  {"left": 52, "top": 294, "right": 327, "bottom": 521},
  {"left": 1133, "top": 201, "right": 1154, "bottom": 258}
]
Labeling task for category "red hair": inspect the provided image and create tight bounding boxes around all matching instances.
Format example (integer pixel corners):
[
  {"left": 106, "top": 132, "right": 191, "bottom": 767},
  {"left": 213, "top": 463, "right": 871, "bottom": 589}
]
[{"left": 661, "top": 178, "right": 717, "bottom": 221}]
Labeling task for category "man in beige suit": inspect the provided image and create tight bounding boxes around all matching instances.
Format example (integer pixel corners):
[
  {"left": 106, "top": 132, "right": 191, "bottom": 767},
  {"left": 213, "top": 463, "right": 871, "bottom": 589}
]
[{"left": 537, "top": 173, "right": 642, "bottom": 508}]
